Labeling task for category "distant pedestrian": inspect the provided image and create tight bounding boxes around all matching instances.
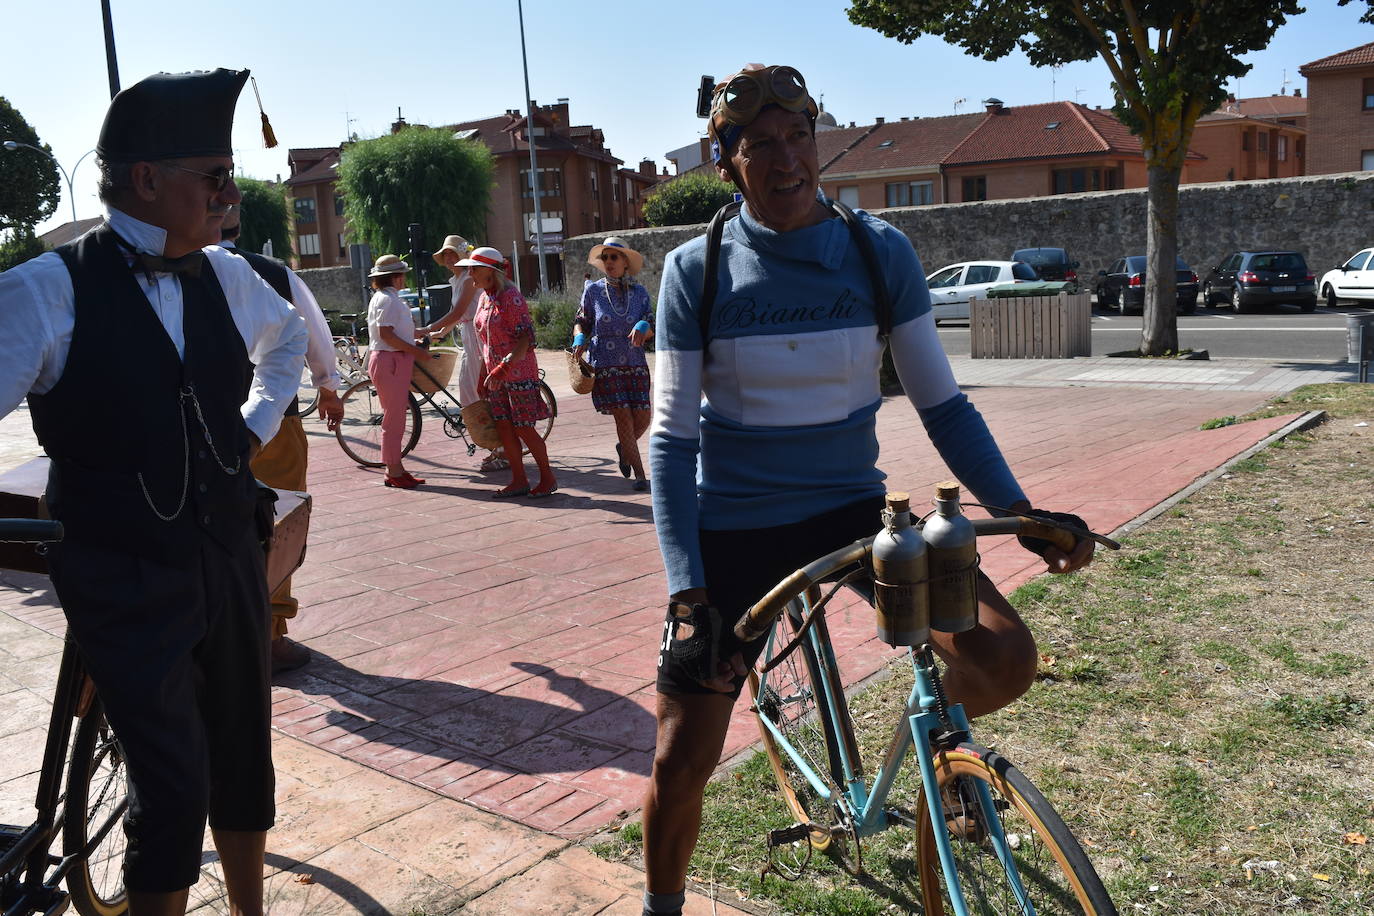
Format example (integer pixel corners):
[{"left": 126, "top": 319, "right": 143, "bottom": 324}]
[
  {"left": 421, "top": 234, "right": 507, "bottom": 472},
  {"left": 366, "top": 254, "right": 430, "bottom": 488},
  {"left": 460, "top": 246, "right": 557, "bottom": 498},
  {"left": 574, "top": 237, "right": 653, "bottom": 491}
]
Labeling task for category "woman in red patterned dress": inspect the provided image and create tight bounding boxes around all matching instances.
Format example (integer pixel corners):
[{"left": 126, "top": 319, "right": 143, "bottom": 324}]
[{"left": 459, "top": 247, "right": 557, "bottom": 498}]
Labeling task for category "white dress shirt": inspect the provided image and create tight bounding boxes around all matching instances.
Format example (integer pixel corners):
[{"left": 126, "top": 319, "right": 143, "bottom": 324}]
[
  {"left": 0, "top": 207, "right": 307, "bottom": 445},
  {"left": 221, "top": 239, "right": 342, "bottom": 393}
]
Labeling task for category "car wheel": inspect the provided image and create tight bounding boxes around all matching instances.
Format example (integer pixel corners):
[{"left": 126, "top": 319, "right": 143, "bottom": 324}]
[
  {"left": 1202, "top": 281, "right": 1215, "bottom": 307},
  {"left": 1324, "top": 283, "right": 1338, "bottom": 309},
  {"left": 1232, "top": 284, "right": 1252, "bottom": 314}
]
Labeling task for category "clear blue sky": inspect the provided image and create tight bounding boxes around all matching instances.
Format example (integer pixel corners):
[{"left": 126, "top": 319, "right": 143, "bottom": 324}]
[{"left": 5, "top": 0, "right": 1370, "bottom": 237}]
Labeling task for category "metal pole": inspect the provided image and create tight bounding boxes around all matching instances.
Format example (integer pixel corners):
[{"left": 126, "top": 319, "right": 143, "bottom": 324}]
[
  {"left": 516, "top": 0, "right": 547, "bottom": 295},
  {"left": 100, "top": 0, "right": 121, "bottom": 98},
  {"left": 2, "top": 142, "right": 94, "bottom": 227},
  {"left": 511, "top": 240, "right": 523, "bottom": 292}
]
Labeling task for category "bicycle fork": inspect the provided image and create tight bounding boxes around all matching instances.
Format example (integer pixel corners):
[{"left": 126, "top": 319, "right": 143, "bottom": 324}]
[{"left": 908, "top": 647, "right": 1038, "bottom": 916}]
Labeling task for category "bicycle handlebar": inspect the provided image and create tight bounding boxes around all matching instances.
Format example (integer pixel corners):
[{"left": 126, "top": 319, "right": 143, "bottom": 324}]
[
  {"left": 0, "top": 519, "right": 64, "bottom": 544},
  {"left": 733, "top": 514, "right": 1118, "bottom": 644}
]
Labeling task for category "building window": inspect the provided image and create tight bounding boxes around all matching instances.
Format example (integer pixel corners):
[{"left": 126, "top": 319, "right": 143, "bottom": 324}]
[
  {"left": 298, "top": 233, "right": 320, "bottom": 256},
  {"left": 334, "top": 194, "right": 345, "bottom": 217},
  {"left": 1242, "top": 132, "right": 1250, "bottom": 151},
  {"left": 1364, "top": 78, "right": 1374, "bottom": 110},
  {"left": 1258, "top": 132, "right": 1268, "bottom": 154},
  {"left": 337, "top": 233, "right": 346, "bottom": 258},
  {"left": 1277, "top": 135, "right": 1288, "bottom": 161},
  {"left": 1363, "top": 150, "right": 1374, "bottom": 171},
  {"left": 1052, "top": 167, "right": 1121, "bottom": 194},
  {"left": 961, "top": 176, "right": 987, "bottom": 201},
  {"left": 884, "top": 181, "right": 933, "bottom": 207},
  {"left": 294, "top": 197, "right": 317, "bottom": 225},
  {"left": 589, "top": 168, "right": 599, "bottom": 194},
  {"left": 837, "top": 186, "right": 859, "bottom": 208},
  {"left": 519, "top": 167, "right": 562, "bottom": 198},
  {"left": 522, "top": 210, "right": 564, "bottom": 240}
]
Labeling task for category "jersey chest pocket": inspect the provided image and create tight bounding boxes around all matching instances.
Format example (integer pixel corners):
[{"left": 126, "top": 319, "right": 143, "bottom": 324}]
[{"left": 733, "top": 330, "right": 852, "bottom": 427}]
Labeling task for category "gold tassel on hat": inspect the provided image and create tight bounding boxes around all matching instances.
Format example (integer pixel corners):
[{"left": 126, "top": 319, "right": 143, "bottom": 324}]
[{"left": 251, "top": 76, "right": 278, "bottom": 149}]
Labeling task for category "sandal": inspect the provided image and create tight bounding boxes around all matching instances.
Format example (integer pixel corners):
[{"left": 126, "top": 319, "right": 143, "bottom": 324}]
[
  {"left": 384, "top": 474, "right": 421, "bottom": 489},
  {"left": 527, "top": 482, "right": 559, "bottom": 499},
  {"left": 480, "top": 454, "right": 510, "bottom": 472},
  {"left": 492, "top": 484, "right": 530, "bottom": 499}
]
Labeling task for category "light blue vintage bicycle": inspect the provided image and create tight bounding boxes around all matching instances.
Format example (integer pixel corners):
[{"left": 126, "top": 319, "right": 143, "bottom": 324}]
[{"left": 737, "top": 488, "right": 1121, "bottom": 915}]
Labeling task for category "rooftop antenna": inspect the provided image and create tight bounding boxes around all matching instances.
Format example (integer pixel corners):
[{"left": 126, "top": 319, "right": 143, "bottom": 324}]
[
  {"left": 953, "top": 97, "right": 966, "bottom": 114},
  {"left": 1075, "top": 87, "right": 1086, "bottom": 104},
  {"left": 1051, "top": 63, "right": 1062, "bottom": 101},
  {"left": 343, "top": 110, "right": 357, "bottom": 142},
  {"left": 1280, "top": 68, "right": 1291, "bottom": 95}
]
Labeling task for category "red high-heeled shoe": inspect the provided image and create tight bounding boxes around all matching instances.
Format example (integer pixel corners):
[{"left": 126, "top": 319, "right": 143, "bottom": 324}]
[{"left": 383, "top": 473, "right": 422, "bottom": 489}]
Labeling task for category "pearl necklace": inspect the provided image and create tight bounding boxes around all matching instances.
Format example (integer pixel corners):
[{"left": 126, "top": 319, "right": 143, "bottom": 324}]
[{"left": 604, "top": 277, "right": 631, "bottom": 318}]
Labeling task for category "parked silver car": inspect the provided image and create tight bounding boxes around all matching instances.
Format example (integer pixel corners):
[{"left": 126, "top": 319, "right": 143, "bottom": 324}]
[{"left": 925, "top": 260, "right": 1040, "bottom": 323}]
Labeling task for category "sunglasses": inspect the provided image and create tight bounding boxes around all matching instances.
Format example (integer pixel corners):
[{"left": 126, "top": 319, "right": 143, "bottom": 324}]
[
  {"left": 599, "top": 252, "right": 622, "bottom": 262},
  {"left": 163, "top": 162, "right": 235, "bottom": 192}
]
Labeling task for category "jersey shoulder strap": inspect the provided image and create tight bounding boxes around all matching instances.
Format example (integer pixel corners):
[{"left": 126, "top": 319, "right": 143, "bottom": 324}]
[{"left": 697, "top": 199, "right": 892, "bottom": 349}]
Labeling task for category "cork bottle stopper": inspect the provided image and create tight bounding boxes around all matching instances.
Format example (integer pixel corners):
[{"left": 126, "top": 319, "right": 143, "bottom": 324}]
[
  {"left": 935, "top": 481, "right": 961, "bottom": 501},
  {"left": 885, "top": 491, "right": 910, "bottom": 513}
]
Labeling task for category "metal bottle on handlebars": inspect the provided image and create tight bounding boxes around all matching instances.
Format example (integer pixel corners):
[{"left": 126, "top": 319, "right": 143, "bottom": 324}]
[
  {"left": 871, "top": 491, "right": 930, "bottom": 646},
  {"left": 923, "top": 482, "right": 979, "bottom": 633}
]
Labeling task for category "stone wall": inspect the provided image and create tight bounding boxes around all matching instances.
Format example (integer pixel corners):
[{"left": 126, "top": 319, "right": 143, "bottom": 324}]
[
  {"left": 296, "top": 265, "right": 369, "bottom": 315},
  {"left": 562, "top": 171, "right": 1374, "bottom": 299}
]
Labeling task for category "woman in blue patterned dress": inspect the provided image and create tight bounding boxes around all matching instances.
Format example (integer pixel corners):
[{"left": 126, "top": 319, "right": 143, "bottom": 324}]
[{"left": 573, "top": 237, "right": 654, "bottom": 491}]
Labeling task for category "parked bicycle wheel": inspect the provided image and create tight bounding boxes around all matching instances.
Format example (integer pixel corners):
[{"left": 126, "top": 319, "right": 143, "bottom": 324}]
[
  {"left": 63, "top": 701, "right": 129, "bottom": 916},
  {"left": 336, "top": 380, "right": 422, "bottom": 467},
  {"left": 916, "top": 743, "right": 1116, "bottom": 916},
  {"left": 531, "top": 379, "right": 558, "bottom": 445},
  {"left": 749, "top": 598, "right": 854, "bottom": 872},
  {"left": 296, "top": 363, "right": 319, "bottom": 419}
]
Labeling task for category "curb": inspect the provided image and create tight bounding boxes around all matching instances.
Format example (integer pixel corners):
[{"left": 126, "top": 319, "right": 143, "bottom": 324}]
[{"left": 1108, "top": 409, "right": 1327, "bottom": 542}]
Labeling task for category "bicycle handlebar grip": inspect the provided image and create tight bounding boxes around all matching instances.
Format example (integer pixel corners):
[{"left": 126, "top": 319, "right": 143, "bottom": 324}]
[
  {"left": 1017, "top": 518, "right": 1077, "bottom": 552},
  {"left": 735, "top": 569, "right": 812, "bottom": 643},
  {"left": 0, "top": 519, "right": 64, "bottom": 543}
]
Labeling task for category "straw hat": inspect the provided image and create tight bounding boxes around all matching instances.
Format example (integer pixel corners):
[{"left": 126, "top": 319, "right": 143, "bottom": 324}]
[
  {"left": 367, "top": 254, "right": 409, "bottom": 278},
  {"left": 455, "top": 246, "right": 506, "bottom": 270},
  {"left": 432, "top": 234, "right": 472, "bottom": 264},
  {"left": 587, "top": 237, "right": 644, "bottom": 275}
]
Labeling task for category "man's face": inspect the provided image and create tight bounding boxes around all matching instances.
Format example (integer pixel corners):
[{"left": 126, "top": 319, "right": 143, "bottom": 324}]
[
  {"left": 144, "top": 156, "right": 241, "bottom": 256},
  {"left": 718, "top": 107, "right": 820, "bottom": 234}
]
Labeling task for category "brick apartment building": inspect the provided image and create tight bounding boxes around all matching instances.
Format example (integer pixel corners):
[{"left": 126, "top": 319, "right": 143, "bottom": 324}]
[
  {"left": 1300, "top": 41, "right": 1374, "bottom": 173},
  {"left": 1189, "top": 94, "right": 1307, "bottom": 183},
  {"left": 283, "top": 101, "right": 658, "bottom": 289}
]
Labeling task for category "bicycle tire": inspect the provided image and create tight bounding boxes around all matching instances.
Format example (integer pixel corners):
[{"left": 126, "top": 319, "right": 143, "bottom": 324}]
[
  {"left": 296, "top": 364, "right": 319, "bottom": 419},
  {"left": 749, "top": 601, "right": 851, "bottom": 865},
  {"left": 336, "top": 380, "right": 422, "bottom": 468},
  {"left": 63, "top": 701, "right": 129, "bottom": 916},
  {"left": 533, "top": 379, "right": 557, "bottom": 444},
  {"left": 916, "top": 743, "right": 1116, "bottom": 916}
]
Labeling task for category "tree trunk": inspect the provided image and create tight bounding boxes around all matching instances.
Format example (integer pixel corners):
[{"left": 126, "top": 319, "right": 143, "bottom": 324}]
[{"left": 1141, "top": 164, "right": 1181, "bottom": 355}]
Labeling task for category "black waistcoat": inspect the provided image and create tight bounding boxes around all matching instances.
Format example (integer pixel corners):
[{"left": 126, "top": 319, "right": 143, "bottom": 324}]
[
  {"left": 28, "top": 224, "right": 258, "bottom": 559},
  {"left": 231, "top": 246, "right": 301, "bottom": 416}
]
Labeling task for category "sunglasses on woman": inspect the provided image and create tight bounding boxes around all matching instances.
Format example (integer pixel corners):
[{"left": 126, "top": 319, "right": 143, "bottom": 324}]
[{"left": 600, "top": 252, "right": 622, "bottom": 262}]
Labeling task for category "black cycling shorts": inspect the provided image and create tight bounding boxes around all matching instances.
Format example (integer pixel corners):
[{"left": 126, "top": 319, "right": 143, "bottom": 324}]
[{"left": 656, "top": 495, "right": 886, "bottom": 699}]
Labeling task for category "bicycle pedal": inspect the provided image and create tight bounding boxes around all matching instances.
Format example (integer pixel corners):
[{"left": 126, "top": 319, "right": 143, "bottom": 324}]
[{"left": 767, "top": 823, "right": 815, "bottom": 846}]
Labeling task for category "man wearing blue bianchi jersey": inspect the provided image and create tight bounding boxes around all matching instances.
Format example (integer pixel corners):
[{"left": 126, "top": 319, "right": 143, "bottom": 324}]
[{"left": 640, "top": 63, "right": 1096, "bottom": 916}]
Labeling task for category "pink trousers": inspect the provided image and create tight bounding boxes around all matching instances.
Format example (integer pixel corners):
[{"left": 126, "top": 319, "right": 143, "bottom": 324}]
[{"left": 367, "top": 349, "right": 414, "bottom": 467}]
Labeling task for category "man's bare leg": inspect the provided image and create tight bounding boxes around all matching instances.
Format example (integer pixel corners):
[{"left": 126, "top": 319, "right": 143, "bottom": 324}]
[{"left": 211, "top": 828, "right": 266, "bottom": 916}]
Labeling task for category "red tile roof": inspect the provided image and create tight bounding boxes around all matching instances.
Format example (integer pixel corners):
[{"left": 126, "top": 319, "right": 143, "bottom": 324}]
[
  {"left": 814, "top": 124, "right": 878, "bottom": 171},
  {"left": 1301, "top": 42, "right": 1374, "bottom": 74},
  {"left": 445, "top": 113, "right": 621, "bottom": 164},
  {"left": 944, "top": 102, "right": 1144, "bottom": 165},
  {"left": 824, "top": 114, "right": 984, "bottom": 174},
  {"left": 285, "top": 149, "right": 340, "bottom": 186},
  {"left": 1236, "top": 95, "right": 1307, "bottom": 119}
]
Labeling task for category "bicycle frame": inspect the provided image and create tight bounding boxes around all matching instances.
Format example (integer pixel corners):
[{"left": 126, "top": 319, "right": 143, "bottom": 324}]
[{"left": 756, "top": 592, "right": 1042, "bottom": 916}]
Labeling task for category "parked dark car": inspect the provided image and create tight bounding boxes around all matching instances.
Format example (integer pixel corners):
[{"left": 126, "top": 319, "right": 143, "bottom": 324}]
[
  {"left": 1093, "top": 255, "right": 1199, "bottom": 314},
  {"left": 1202, "top": 250, "right": 1317, "bottom": 313},
  {"left": 1011, "top": 247, "right": 1079, "bottom": 292}
]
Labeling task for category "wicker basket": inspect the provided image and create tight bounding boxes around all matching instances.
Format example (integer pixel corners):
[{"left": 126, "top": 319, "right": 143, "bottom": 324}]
[
  {"left": 412, "top": 346, "right": 459, "bottom": 393},
  {"left": 566, "top": 349, "right": 595, "bottom": 395}
]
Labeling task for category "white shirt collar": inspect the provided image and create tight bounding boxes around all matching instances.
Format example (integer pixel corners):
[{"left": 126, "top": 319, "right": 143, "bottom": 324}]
[{"left": 106, "top": 206, "right": 169, "bottom": 257}]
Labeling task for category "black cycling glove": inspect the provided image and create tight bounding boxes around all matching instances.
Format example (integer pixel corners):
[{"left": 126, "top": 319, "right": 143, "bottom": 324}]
[{"left": 1017, "top": 509, "right": 1089, "bottom": 558}]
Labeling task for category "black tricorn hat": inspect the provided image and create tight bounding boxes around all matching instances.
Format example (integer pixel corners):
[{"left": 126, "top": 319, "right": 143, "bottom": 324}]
[{"left": 97, "top": 68, "right": 250, "bottom": 162}]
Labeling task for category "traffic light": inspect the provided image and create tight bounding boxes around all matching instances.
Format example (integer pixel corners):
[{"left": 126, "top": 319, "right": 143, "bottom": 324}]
[{"left": 696, "top": 75, "right": 714, "bottom": 119}]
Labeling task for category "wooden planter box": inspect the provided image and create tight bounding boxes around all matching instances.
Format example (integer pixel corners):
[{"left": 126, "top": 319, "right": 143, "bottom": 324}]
[{"left": 970, "top": 293, "right": 1092, "bottom": 359}]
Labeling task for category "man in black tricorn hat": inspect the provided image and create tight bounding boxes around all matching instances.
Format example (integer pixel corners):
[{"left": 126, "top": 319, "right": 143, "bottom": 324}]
[{"left": 0, "top": 68, "right": 306, "bottom": 915}]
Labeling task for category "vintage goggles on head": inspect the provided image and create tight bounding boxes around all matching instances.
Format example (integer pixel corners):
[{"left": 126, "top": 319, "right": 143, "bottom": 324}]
[{"left": 709, "top": 65, "right": 817, "bottom": 160}]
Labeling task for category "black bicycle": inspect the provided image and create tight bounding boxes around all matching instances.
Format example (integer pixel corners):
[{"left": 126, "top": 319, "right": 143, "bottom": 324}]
[{"left": 0, "top": 520, "right": 128, "bottom": 916}]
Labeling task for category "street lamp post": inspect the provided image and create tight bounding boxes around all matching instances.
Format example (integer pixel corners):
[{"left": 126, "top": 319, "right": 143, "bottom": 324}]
[
  {"left": 516, "top": 0, "right": 548, "bottom": 295},
  {"left": 2, "top": 141, "right": 97, "bottom": 228}
]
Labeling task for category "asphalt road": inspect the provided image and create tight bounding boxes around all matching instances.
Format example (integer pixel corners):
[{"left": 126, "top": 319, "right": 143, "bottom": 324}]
[{"left": 936, "top": 300, "right": 1372, "bottom": 361}]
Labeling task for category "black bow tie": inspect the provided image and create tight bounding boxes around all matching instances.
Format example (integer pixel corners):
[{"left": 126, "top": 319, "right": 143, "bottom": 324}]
[{"left": 134, "top": 251, "right": 206, "bottom": 278}]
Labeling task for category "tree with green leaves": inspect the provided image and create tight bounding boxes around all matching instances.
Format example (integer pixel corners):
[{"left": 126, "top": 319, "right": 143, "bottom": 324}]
[
  {"left": 235, "top": 177, "right": 293, "bottom": 259},
  {"left": 642, "top": 172, "right": 737, "bottom": 227},
  {"left": 0, "top": 97, "right": 60, "bottom": 234},
  {"left": 337, "top": 128, "right": 493, "bottom": 280},
  {"left": 848, "top": 0, "right": 1374, "bottom": 355},
  {"left": 0, "top": 226, "right": 46, "bottom": 272}
]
